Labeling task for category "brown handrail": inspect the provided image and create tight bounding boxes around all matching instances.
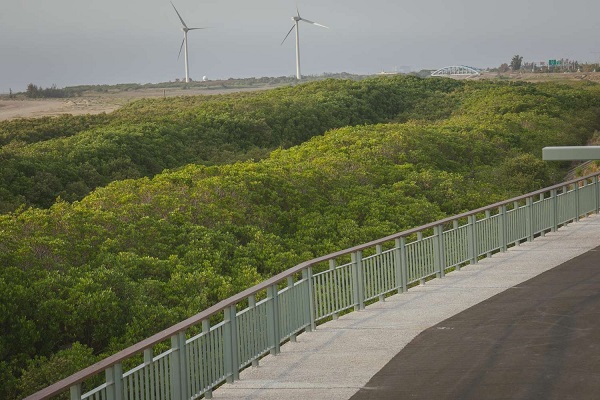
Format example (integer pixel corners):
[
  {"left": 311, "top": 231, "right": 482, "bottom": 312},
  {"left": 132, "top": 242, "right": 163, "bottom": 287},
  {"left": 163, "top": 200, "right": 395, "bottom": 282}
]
[{"left": 24, "top": 171, "right": 599, "bottom": 400}]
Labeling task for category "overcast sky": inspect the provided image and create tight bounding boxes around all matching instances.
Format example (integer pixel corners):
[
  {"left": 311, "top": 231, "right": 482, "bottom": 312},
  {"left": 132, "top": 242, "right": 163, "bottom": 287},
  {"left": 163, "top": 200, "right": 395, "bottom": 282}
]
[{"left": 1, "top": 0, "right": 599, "bottom": 92}]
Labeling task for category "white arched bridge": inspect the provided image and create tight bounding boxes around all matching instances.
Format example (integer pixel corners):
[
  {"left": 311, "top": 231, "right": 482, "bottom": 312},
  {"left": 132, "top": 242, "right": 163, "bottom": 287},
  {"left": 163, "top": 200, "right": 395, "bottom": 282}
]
[{"left": 431, "top": 65, "right": 481, "bottom": 77}]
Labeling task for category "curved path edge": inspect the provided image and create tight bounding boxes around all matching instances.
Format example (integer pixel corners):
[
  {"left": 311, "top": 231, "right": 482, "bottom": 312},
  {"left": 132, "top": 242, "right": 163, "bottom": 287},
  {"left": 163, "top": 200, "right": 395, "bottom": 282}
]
[{"left": 214, "top": 215, "right": 600, "bottom": 399}]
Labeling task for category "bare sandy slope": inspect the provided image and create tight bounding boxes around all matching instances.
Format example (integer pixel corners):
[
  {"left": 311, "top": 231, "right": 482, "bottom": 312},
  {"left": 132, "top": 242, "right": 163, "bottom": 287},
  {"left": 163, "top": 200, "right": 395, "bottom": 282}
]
[
  {"left": 0, "top": 98, "right": 120, "bottom": 121},
  {"left": 0, "top": 85, "right": 278, "bottom": 122},
  {"left": 2, "top": 73, "right": 599, "bottom": 121}
]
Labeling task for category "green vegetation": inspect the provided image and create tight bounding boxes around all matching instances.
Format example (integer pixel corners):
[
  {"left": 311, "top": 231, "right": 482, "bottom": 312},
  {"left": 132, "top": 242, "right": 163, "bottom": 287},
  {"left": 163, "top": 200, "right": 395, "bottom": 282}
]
[
  {"left": 2, "top": 76, "right": 600, "bottom": 399},
  {"left": 0, "top": 76, "right": 456, "bottom": 212}
]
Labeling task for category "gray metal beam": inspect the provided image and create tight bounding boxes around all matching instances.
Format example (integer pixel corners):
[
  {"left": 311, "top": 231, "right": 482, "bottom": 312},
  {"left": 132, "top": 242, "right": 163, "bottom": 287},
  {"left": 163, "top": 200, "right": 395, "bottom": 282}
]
[{"left": 542, "top": 146, "right": 600, "bottom": 160}]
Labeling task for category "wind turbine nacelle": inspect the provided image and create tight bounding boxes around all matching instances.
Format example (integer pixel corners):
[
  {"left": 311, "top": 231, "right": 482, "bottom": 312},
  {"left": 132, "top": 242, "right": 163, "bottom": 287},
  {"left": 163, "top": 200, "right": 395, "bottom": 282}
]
[{"left": 292, "top": 16, "right": 300, "bottom": 22}]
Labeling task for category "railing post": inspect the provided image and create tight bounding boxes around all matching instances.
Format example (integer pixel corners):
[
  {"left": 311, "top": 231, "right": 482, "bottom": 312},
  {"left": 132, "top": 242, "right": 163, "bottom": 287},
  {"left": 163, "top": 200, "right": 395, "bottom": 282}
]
[
  {"left": 498, "top": 206, "right": 507, "bottom": 252},
  {"left": 551, "top": 189, "right": 558, "bottom": 232},
  {"left": 302, "top": 268, "right": 316, "bottom": 332},
  {"left": 105, "top": 366, "right": 115, "bottom": 400},
  {"left": 70, "top": 384, "right": 81, "bottom": 400},
  {"left": 223, "top": 307, "right": 234, "bottom": 383},
  {"left": 468, "top": 215, "right": 477, "bottom": 264},
  {"left": 103, "top": 364, "right": 123, "bottom": 400},
  {"left": 202, "top": 320, "right": 213, "bottom": 399},
  {"left": 434, "top": 225, "right": 445, "bottom": 278},
  {"left": 526, "top": 197, "right": 534, "bottom": 242},
  {"left": 394, "top": 238, "right": 406, "bottom": 293},
  {"left": 229, "top": 305, "right": 240, "bottom": 380},
  {"left": 595, "top": 175, "right": 600, "bottom": 214},
  {"left": 114, "top": 363, "right": 123, "bottom": 400},
  {"left": 142, "top": 350, "right": 152, "bottom": 400},
  {"left": 170, "top": 333, "right": 186, "bottom": 400},
  {"left": 575, "top": 182, "right": 580, "bottom": 222},
  {"left": 267, "top": 285, "right": 280, "bottom": 355},
  {"left": 352, "top": 251, "right": 365, "bottom": 310}
]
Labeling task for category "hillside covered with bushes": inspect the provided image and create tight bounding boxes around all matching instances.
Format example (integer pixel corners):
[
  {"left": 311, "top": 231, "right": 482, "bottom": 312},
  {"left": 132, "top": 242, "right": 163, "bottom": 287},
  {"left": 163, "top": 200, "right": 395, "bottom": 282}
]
[{"left": 2, "top": 76, "right": 600, "bottom": 398}]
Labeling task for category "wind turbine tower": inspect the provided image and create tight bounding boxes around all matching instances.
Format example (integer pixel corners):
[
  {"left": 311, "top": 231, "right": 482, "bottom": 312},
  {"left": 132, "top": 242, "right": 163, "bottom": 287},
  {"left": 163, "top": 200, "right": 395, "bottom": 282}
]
[
  {"left": 281, "top": 9, "right": 329, "bottom": 80},
  {"left": 171, "top": 2, "right": 204, "bottom": 83}
]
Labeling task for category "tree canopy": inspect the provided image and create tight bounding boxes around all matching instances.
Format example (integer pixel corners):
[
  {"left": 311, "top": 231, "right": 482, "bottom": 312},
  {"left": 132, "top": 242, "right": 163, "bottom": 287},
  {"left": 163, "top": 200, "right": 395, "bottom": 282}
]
[{"left": 2, "top": 76, "right": 600, "bottom": 399}]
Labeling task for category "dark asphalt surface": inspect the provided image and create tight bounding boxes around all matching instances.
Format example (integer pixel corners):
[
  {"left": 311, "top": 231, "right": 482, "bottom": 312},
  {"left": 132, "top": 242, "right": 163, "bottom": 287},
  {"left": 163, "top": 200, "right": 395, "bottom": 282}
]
[{"left": 350, "top": 246, "right": 600, "bottom": 400}]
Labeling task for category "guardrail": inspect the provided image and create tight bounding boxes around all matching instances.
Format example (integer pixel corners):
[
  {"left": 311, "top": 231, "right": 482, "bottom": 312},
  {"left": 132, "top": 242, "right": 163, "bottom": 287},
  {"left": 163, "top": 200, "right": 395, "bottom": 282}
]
[{"left": 25, "top": 173, "right": 600, "bottom": 400}]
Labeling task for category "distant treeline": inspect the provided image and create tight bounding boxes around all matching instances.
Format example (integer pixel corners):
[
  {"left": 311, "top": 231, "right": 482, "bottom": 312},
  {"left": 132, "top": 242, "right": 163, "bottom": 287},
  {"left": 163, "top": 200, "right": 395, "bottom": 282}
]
[
  {"left": 24, "top": 83, "right": 81, "bottom": 98},
  {"left": 2, "top": 76, "right": 600, "bottom": 399},
  {"left": 19, "top": 72, "right": 368, "bottom": 96}
]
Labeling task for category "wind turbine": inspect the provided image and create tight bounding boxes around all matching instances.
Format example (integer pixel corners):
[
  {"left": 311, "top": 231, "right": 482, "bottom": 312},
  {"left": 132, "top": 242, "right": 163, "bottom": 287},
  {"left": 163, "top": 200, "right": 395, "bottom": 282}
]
[
  {"left": 171, "top": 2, "right": 205, "bottom": 83},
  {"left": 281, "top": 8, "right": 329, "bottom": 80}
]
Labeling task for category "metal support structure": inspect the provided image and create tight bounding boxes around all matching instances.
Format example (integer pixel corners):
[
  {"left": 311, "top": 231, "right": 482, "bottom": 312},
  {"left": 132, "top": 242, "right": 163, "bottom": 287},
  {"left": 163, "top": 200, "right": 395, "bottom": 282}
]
[{"left": 431, "top": 65, "right": 480, "bottom": 77}]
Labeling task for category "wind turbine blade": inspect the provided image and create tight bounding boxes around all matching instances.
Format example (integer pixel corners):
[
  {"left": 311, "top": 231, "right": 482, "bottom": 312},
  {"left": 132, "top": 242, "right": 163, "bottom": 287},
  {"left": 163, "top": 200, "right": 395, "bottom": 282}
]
[
  {"left": 281, "top": 25, "right": 295, "bottom": 45},
  {"left": 187, "top": 27, "right": 205, "bottom": 31},
  {"left": 300, "top": 18, "right": 329, "bottom": 29},
  {"left": 178, "top": 38, "right": 185, "bottom": 60},
  {"left": 171, "top": 2, "right": 188, "bottom": 29}
]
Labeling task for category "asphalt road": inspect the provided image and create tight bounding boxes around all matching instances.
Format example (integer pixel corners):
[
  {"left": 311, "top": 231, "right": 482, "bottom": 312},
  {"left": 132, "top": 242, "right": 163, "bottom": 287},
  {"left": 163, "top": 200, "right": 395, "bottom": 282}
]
[{"left": 350, "top": 246, "right": 600, "bottom": 400}]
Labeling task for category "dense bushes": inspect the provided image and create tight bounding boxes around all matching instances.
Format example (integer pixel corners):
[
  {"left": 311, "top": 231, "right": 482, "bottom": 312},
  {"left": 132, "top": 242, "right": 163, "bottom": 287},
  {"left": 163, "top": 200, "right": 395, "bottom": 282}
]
[
  {"left": 0, "top": 76, "right": 454, "bottom": 212},
  {"left": 2, "top": 76, "right": 600, "bottom": 398}
]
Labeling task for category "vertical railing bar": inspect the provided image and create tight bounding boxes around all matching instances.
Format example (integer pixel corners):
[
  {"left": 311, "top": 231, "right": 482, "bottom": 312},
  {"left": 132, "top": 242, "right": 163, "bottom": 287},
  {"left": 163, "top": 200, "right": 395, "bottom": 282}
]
[
  {"left": 286, "top": 276, "right": 298, "bottom": 342},
  {"left": 304, "top": 267, "right": 315, "bottom": 332},
  {"left": 468, "top": 215, "right": 477, "bottom": 264},
  {"left": 328, "top": 260, "right": 339, "bottom": 319},
  {"left": 526, "top": 197, "right": 533, "bottom": 242}
]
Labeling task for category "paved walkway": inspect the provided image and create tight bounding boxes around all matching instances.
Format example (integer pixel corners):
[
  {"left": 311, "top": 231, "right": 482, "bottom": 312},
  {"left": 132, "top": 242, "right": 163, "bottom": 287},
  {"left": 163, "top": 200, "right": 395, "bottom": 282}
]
[{"left": 214, "top": 215, "right": 600, "bottom": 399}]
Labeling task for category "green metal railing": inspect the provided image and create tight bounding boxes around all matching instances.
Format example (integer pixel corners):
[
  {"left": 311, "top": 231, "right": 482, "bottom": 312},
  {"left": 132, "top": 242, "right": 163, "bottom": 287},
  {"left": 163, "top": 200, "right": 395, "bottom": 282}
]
[{"left": 25, "top": 173, "right": 600, "bottom": 400}]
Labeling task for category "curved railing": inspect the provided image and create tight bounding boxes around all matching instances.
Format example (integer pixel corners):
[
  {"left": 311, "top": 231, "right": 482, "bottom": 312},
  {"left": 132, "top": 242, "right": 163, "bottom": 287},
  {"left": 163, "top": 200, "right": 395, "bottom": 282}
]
[{"left": 25, "top": 173, "right": 600, "bottom": 400}]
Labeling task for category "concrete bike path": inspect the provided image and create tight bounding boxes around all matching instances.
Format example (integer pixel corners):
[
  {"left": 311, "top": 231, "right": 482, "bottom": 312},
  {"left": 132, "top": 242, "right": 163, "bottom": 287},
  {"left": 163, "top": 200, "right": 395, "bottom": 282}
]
[{"left": 214, "top": 215, "right": 600, "bottom": 399}]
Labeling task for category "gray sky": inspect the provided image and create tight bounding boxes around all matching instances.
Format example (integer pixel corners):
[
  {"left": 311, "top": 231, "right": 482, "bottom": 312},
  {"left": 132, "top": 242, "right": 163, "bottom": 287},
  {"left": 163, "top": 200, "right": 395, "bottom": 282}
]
[{"left": 1, "top": 0, "right": 599, "bottom": 92}]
